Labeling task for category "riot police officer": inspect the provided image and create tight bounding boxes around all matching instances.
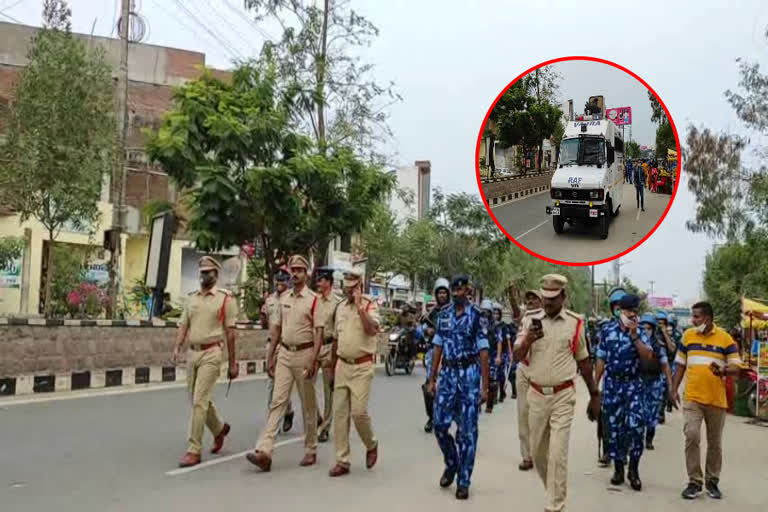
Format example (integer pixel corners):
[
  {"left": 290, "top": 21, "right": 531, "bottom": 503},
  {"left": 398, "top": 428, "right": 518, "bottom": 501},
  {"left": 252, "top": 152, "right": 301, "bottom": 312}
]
[
  {"left": 421, "top": 278, "right": 451, "bottom": 433},
  {"left": 480, "top": 299, "right": 499, "bottom": 413},
  {"left": 595, "top": 294, "right": 654, "bottom": 491},
  {"left": 428, "top": 275, "right": 490, "bottom": 500}
]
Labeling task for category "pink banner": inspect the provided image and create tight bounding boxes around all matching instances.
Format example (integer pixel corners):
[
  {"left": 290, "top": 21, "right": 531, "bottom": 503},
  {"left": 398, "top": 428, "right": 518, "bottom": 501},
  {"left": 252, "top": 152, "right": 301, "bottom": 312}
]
[
  {"left": 606, "top": 106, "right": 632, "bottom": 126},
  {"left": 648, "top": 296, "right": 674, "bottom": 308}
]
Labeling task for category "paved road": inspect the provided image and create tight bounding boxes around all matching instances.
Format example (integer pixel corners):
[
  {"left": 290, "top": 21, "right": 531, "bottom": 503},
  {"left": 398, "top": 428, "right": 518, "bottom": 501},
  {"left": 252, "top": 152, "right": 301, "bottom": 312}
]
[
  {"left": 492, "top": 184, "right": 671, "bottom": 263},
  {"left": 2, "top": 368, "right": 767, "bottom": 511}
]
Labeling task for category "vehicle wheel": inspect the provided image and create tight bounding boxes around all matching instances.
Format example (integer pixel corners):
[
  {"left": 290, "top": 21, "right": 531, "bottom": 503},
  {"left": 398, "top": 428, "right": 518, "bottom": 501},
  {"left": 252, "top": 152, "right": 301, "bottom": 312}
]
[
  {"left": 599, "top": 209, "right": 609, "bottom": 240},
  {"left": 385, "top": 354, "right": 394, "bottom": 376},
  {"left": 406, "top": 360, "right": 414, "bottom": 375},
  {"left": 553, "top": 214, "right": 564, "bottom": 234}
]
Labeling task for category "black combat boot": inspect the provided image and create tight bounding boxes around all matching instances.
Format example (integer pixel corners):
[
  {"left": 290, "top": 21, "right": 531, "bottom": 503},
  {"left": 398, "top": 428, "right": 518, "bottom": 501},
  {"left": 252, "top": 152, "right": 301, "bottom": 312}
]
[
  {"left": 499, "top": 381, "right": 506, "bottom": 403},
  {"left": 422, "top": 383, "right": 434, "bottom": 433},
  {"left": 611, "top": 460, "right": 625, "bottom": 486},
  {"left": 486, "top": 383, "right": 497, "bottom": 413},
  {"left": 645, "top": 428, "right": 655, "bottom": 450},
  {"left": 455, "top": 486, "right": 469, "bottom": 500},
  {"left": 439, "top": 468, "right": 456, "bottom": 488},
  {"left": 628, "top": 458, "right": 642, "bottom": 491}
]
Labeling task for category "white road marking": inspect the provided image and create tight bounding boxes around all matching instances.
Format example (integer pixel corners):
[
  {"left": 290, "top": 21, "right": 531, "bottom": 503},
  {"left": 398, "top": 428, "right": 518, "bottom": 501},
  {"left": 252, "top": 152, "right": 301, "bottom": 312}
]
[
  {"left": 165, "top": 436, "right": 304, "bottom": 476},
  {"left": 636, "top": 209, "right": 641, "bottom": 221},
  {"left": 515, "top": 219, "right": 549, "bottom": 240}
]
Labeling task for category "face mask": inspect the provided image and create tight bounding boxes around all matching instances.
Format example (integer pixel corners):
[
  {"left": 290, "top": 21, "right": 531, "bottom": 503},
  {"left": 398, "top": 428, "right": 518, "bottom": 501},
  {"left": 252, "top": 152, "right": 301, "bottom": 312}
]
[
  {"left": 452, "top": 295, "right": 466, "bottom": 306},
  {"left": 613, "top": 308, "right": 621, "bottom": 319},
  {"left": 200, "top": 274, "right": 216, "bottom": 288},
  {"left": 695, "top": 323, "right": 708, "bottom": 334}
]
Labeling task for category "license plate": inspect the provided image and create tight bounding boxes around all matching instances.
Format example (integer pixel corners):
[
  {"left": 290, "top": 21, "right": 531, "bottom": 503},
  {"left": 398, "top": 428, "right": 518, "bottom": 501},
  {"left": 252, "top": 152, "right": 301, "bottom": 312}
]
[
  {"left": 551, "top": 207, "right": 560, "bottom": 216},
  {"left": 589, "top": 209, "right": 598, "bottom": 218}
]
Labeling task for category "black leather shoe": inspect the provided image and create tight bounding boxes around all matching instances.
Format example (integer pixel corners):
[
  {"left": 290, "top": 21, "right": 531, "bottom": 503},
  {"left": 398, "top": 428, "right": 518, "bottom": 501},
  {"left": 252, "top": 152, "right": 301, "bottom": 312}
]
[
  {"left": 318, "top": 429, "right": 329, "bottom": 443},
  {"left": 424, "top": 419, "right": 433, "bottom": 433},
  {"left": 611, "top": 461, "right": 625, "bottom": 486},
  {"left": 439, "top": 468, "right": 456, "bottom": 488},
  {"left": 282, "top": 411, "right": 294, "bottom": 433},
  {"left": 598, "top": 454, "right": 611, "bottom": 467},
  {"left": 645, "top": 439, "right": 654, "bottom": 450},
  {"left": 455, "top": 487, "right": 469, "bottom": 500}
]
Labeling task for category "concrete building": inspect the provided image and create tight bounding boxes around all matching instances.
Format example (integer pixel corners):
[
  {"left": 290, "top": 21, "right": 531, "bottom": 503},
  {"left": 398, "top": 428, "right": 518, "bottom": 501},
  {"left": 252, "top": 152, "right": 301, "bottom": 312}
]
[
  {"left": 366, "top": 161, "right": 431, "bottom": 306},
  {"left": 0, "top": 21, "right": 241, "bottom": 316}
]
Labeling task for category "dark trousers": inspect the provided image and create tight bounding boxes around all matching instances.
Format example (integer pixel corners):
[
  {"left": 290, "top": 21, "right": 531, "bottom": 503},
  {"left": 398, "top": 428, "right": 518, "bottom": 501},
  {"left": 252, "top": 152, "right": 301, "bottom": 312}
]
[{"left": 635, "top": 186, "right": 644, "bottom": 209}]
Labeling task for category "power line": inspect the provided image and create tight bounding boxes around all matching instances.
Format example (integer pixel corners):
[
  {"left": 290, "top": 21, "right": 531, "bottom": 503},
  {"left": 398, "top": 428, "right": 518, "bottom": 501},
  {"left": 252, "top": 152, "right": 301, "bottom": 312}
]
[
  {"left": 201, "top": 0, "right": 254, "bottom": 51},
  {"left": 223, "top": 0, "right": 276, "bottom": 43},
  {"left": 171, "top": 0, "right": 243, "bottom": 61},
  {"left": 1, "top": 0, "right": 25, "bottom": 12},
  {"left": 190, "top": 0, "right": 249, "bottom": 58},
  {"left": 0, "top": 10, "right": 22, "bottom": 24}
]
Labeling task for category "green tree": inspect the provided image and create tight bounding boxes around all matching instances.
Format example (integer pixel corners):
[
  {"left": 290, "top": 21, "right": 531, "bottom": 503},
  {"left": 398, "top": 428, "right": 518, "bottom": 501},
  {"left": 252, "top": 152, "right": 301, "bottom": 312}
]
[
  {"left": 685, "top": 35, "right": 768, "bottom": 241},
  {"left": 0, "top": 1, "right": 116, "bottom": 316},
  {"left": 0, "top": 237, "right": 23, "bottom": 270},
  {"left": 625, "top": 140, "right": 641, "bottom": 159},
  {"left": 244, "top": 0, "right": 401, "bottom": 162},
  {"left": 146, "top": 63, "right": 393, "bottom": 282},
  {"left": 655, "top": 121, "right": 675, "bottom": 161},
  {"left": 357, "top": 202, "right": 401, "bottom": 294},
  {"left": 703, "top": 230, "right": 768, "bottom": 329},
  {"left": 648, "top": 89, "right": 668, "bottom": 125},
  {"left": 493, "top": 75, "right": 563, "bottom": 174}
]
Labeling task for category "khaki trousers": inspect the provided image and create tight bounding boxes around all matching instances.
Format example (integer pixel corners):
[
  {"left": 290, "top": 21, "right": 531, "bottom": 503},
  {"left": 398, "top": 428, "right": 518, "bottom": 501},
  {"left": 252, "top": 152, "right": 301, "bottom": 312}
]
[
  {"left": 528, "top": 386, "right": 576, "bottom": 512},
  {"left": 317, "top": 343, "right": 334, "bottom": 435},
  {"left": 516, "top": 368, "right": 531, "bottom": 461},
  {"left": 186, "top": 346, "right": 225, "bottom": 454},
  {"left": 266, "top": 341, "right": 293, "bottom": 416},
  {"left": 333, "top": 359, "right": 377, "bottom": 466},
  {"left": 255, "top": 347, "right": 318, "bottom": 456},
  {"left": 683, "top": 400, "right": 726, "bottom": 484}
]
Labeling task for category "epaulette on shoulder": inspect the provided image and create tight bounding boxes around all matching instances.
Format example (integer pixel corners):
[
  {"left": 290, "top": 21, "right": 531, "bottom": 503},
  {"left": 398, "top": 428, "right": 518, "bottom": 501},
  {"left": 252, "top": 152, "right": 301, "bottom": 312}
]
[
  {"left": 564, "top": 309, "right": 583, "bottom": 321},
  {"left": 217, "top": 288, "right": 233, "bottom": 296},
  {"left": 187, "top": 290, "right": 197, "bottom": 296}
]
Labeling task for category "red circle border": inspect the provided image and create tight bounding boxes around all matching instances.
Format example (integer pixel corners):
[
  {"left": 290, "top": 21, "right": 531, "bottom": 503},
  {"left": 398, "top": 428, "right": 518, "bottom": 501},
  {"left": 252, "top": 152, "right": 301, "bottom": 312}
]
[{"left": 474, "top": 55, "right": 682, "bottom": 267}]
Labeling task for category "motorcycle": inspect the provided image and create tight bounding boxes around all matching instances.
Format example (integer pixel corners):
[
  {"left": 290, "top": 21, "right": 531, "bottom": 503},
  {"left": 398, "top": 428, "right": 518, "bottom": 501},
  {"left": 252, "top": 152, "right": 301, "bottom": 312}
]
[
  {"left": 742, "top": 368, "right": 768, "bottom": 419},
  {"left": 385, "top": 325, "right": 416, "bottom": 376}
]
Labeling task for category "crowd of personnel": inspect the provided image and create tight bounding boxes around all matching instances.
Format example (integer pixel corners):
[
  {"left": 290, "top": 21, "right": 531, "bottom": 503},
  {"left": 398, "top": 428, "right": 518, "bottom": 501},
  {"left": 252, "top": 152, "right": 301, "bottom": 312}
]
[{"left": 171, "top": 256, "right": 746, "bottom": 510}]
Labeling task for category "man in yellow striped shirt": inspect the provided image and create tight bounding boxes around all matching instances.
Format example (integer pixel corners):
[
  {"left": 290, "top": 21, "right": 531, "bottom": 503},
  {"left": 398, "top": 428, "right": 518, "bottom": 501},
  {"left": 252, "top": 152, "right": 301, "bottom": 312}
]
[{"left": 671, "top": 302, "right": 744, "bottom": 501}]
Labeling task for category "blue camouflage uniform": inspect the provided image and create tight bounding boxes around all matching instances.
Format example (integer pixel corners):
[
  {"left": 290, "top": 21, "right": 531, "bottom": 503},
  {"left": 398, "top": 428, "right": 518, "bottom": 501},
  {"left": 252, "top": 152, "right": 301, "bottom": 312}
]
[
  {"left": 597, "top": 321, "right": 651, "bottom": 463},
  {"left": 433, "top": 302, "right": 489, "bottom": 489},
  {"left": 639, "top": 314, "right": 669, "bottom": 441}
]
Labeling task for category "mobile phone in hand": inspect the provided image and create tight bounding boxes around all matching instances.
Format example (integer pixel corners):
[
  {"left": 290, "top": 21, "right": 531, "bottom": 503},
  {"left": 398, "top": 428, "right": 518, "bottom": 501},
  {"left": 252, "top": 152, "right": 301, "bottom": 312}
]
[{"left": 531, "top": 318, "right": 544, "bottom": 337}]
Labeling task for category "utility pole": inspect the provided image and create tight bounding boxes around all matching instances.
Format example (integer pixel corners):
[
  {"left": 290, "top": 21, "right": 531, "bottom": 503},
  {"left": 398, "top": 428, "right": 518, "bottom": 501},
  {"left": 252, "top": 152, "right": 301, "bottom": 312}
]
[
  {"left": 649, "top": 280, "right": 655, "bottom": 297},
  {"left": 108, "top": 0, "right": 130, "bottom": 318},
  {"left": 591, "top": 265, "right": 596, "bottom": 317}
]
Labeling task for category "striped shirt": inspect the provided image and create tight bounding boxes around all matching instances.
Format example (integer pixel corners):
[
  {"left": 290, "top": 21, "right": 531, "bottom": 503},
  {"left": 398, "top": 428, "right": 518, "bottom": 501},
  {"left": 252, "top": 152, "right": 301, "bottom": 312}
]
[{"left": 675, "top": 325, "right": 742, "bottom": 408}]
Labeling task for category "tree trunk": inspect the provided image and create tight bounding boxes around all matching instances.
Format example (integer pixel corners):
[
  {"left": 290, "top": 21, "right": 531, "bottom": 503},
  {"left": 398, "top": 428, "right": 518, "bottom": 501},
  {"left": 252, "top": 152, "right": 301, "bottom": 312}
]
[
  {"left": 538, "top": 141, "right": 543, "bottom": 172},
  {"left": 43, "top": 231, "right": 55, "bottom": 318},
  {"left": 316, "top": 0, "right": 330, "bottom": 154},
  {"left": 489, "top": 133, "right": 496, "bottom": 177}
]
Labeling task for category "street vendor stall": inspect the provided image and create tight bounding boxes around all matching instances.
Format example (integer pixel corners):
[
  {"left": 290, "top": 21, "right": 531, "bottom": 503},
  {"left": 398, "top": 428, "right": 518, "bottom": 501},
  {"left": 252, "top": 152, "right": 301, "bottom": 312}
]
[
  {"left": 740, "top": 297, "right": 768, "bottom": 419},
  {"left": 653, "top": 148, "right": 677, "bottom": 194}
]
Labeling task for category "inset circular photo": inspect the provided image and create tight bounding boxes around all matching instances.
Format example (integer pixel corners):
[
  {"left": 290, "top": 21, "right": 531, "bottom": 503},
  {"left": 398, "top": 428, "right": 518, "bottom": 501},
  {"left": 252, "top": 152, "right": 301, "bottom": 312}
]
[{"left": 476, "top": 57, "right": 680, "bottom": 265}]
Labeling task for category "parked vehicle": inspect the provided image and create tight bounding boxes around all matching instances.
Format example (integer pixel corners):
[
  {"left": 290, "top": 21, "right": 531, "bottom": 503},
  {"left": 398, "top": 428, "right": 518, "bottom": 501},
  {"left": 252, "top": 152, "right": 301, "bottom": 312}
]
[{"left": 385, "top": 325, "right": 416, "bottom": 376}]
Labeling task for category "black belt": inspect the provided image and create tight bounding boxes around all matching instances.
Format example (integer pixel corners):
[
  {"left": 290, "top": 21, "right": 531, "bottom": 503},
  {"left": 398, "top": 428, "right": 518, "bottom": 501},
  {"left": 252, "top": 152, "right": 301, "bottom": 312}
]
[{"left": 442, "top": 356, "right": 477, "bottom": 369}]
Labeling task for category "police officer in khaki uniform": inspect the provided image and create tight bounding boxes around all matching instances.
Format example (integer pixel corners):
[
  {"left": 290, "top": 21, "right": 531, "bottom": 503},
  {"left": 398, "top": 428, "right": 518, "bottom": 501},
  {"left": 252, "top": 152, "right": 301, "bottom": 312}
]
[
  {"left": 247, "top": 255, "right": 322, "bottom": 472},
  {"left": 264, "top": 268, "right": 295, "bottom": 433},
  {"left": 174, "top": 256, "right": 239, "bottom": 468},
  {"left": 513, "top": 274, "right": 600, "bottom": 512},
  {"left": 514, "top": 289, "right": 544, "bottom": 472},
  {"left": 328, "top": 268, "right": 380, "bottom": 477},
  {"left": 313, "top": 266, "right": 342, "bottom": 443}
]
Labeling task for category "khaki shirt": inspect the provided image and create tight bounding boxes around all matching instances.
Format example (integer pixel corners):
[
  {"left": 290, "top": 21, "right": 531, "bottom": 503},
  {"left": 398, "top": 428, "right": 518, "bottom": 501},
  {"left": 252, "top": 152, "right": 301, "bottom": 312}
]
[
  {"left": 315, "top": 290, "right": 342, "bottom": 340},
  {"left": 517, "top": 308, "right": 587, "bottom": 386},
  {"left": 180, "top": 287, "right": 238, "bottom": 343},
  {"left": 264, "top": 289, "right": 288, "bottom": 329},
  {"left": 334, "top": 296, "right": 380, "bottom": 359},
  {"left": 275, "top": 285, "right": 317, "bottom": 346}
]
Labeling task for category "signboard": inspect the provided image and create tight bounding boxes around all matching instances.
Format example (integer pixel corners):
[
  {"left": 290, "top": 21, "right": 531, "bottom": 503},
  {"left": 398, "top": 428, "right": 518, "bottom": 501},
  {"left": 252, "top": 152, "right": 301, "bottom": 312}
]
[
  {"left": 648, "top": 296, "right": 674, "bottom": 308},
  {"left": 0, "top": 256, "right": 22, "bottom": 288},
  {"left": 85, "top": 261, "right": 109, "bottom": 285},
  {"left": 759, "top": 341, "right": 768, "bottom": 378},
  {"left": 606, "top": 106, "right": 632, "bottom": 126}
]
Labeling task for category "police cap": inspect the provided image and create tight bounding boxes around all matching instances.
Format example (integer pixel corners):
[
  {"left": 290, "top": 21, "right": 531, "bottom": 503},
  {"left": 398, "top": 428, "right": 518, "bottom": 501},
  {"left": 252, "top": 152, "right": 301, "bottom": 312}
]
[
  {"left": 288, "top": 254, "right": 310, "bottom": 270},
  {"left": 540, "top": 274, "right": 568, "bottom": 298},
  {"left": 199, "top": 256, "right": 221, "bottom": 272},
  {"left": 451, "top": 275, "right": 470, "bottom": 289},
  {"left": 315, "top": 266, "right": 334, "bottom": 282}
]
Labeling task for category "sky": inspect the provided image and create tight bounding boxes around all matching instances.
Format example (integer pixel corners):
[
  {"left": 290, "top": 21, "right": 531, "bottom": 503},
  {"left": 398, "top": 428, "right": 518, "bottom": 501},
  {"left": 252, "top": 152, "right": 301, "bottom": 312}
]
[
  {"left": 2, "top": 0, "right": 766, "bottom": 305},
  {"left": 549, "top": 60, "right": 656, "bottom": 148}
]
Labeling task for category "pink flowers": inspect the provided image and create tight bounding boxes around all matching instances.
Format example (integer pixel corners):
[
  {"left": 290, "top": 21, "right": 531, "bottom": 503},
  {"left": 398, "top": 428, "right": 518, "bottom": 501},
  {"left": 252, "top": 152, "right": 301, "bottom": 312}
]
[{"left": 66, "top": 282, "right": 108, "bottom": 318}]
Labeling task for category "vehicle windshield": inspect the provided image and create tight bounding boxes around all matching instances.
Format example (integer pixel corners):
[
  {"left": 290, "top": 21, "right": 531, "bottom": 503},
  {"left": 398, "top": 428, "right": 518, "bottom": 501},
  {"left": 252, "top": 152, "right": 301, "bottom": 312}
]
[{"left": 559, "top": 136, "right": 606, "bottom": 167}]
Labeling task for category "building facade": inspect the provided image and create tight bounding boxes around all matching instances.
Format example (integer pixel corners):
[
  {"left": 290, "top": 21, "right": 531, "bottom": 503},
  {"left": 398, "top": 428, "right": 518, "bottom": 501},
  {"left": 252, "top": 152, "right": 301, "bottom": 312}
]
[{"left": 0, "top": 21, "right": 241, "bottom": 316}]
